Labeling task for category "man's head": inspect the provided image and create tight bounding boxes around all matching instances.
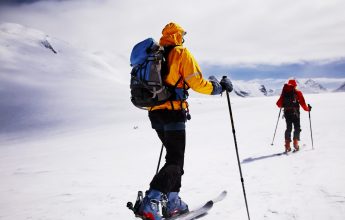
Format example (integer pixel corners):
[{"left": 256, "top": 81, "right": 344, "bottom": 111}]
[{"left": 159, "top": 22, "right": 186, "bottom": 46}]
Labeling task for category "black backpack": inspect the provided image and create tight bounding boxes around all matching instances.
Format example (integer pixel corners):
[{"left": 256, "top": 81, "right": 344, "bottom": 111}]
[
  {"left": 282, "top": 84, "right": 299, "bottom": 109},
  {"left": 129, "top": 38, "right": 186, "bottom": 109}
]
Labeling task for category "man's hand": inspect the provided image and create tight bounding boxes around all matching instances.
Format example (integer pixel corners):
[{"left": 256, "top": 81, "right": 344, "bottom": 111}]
[{"left": 220, "top": 76, "right": 233, "bottom": 92}]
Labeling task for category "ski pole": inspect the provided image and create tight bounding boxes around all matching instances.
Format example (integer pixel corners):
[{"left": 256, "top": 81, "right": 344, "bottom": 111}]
[
  {"left": 156, "top": 144, "right": 164, "bottom": 174},
  {"left": 271, "top": 108, "right": 282, "bottom": 146},
  {"left": 224, "top": 79, "right": 251, "bottom": 220},
  {"left": 308, "top": 104, "right": 314, "bottom": 150}
]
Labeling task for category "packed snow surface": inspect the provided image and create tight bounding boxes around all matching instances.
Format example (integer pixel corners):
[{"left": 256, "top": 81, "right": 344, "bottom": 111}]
[{"left": 1, "top": 93, "right": 345, "bottom": 220}]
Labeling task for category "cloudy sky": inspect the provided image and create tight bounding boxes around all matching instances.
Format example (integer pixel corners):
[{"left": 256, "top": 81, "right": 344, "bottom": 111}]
[{"left": 1, "top": 0, "right": 345, "bottom": 66}]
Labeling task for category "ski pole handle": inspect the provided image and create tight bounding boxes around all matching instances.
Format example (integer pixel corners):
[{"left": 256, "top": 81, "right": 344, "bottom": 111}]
[
  {"left": 308, "top": 104, "right": 312, "bottom": 111},
  {"left": 221, "top": 75, "right": 234, "bottom": 93}
]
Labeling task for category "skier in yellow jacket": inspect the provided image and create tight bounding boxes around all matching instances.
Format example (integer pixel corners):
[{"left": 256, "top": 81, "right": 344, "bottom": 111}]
[{"left": 138, "top": 22, "right": 233, "bottom": 220}]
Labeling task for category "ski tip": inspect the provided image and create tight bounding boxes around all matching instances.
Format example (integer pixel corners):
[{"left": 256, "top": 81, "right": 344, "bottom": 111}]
[
  {"left": 220, "top": 190, "right": 227, "bottom": 196},
  {"left": 212, "top": 190, "right": 227, "bottom": 203},
  {"left": 220, "top": 190, "right": 227, "bottom": 198}
]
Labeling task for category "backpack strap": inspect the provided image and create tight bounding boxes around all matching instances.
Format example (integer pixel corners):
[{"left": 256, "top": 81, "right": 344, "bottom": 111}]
[
  {"left": 163, "top": 45, "right": 189, "bottom": 101},
  {"left": 163, "top": 46, "right": 190, "bottom": 111},
  {"left": 162, "top": 45, "right": 175, "bottom": 71}
]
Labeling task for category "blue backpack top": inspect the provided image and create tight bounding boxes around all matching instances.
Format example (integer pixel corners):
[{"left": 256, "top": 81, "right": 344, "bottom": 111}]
[{"left": 130, "top": 38, "right": 156, "bottom": 66}]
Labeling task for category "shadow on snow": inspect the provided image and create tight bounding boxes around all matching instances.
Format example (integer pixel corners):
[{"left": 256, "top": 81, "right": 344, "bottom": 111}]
[{"left": 242, "top": 152, "right": 286, "bottom": 164}]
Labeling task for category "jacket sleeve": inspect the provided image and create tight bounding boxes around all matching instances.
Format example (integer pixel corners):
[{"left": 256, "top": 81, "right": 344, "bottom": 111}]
[
  {"left": 296, "top": 90, "right": 309, "bottom": 111},
  {"left": 179, "top": 49, "right": 214, "bottom": 95},
  {"left": 276, "top": 95, "right": 283, "bottom": 108}
]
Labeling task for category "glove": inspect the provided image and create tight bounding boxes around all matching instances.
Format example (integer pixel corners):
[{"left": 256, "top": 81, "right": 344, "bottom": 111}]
[
  {"left": 220, "top": 76, "right": 233, "bottom": 93},
  {"left": 209, "top": 76, "right": 223, "bottom": 95},
  {"left": 308, "top": 104, "right": 312, "bottom": 111}
]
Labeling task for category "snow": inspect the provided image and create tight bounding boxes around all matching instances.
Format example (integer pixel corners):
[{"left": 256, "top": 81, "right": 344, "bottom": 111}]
[
  {"left": 1, "top": 23, "right": 345, "bottom": 220},
  {"left": 0, "top": 22, "right": 130, "bottom": 138}
]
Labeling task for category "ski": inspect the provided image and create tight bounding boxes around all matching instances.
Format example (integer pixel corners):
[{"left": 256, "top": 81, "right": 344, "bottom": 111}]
[
  {"left": 274, "top": 151, "right": 289, "bottom": 156},
  {"left": 165, "top": 200, "right": 213, "bottom": 220},
  {"left": 165, "top": 190, "right": 227, "bottom": 220},
  {"left": 276, "top": 147, "right": 301, "bottom": 155},
  {"left": 127, "top": 190, "right": 227, "bottom": 220}
]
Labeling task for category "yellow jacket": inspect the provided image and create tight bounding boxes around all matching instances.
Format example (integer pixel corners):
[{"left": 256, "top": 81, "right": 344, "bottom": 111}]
[{"left": 150, "top": 23, "right": 214, "bottom": 111}]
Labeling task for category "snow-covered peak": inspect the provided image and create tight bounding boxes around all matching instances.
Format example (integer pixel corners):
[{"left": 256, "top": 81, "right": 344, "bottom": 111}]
[
  {"left": 302, "top": 79, "right": 327, "bottom": 92},
  {"left": 232, "top": 81, "right": 275, "bottom": 97},
  {"left": 334, "top": 82, "right": 345, "bottom": 92}
]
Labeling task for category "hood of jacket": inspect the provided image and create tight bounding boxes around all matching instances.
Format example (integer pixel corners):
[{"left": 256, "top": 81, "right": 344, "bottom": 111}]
[
  {"left": 288, "top": 79, "right": 297, "bottom": 87},
  {"left": 159, "top": 22, "right": 186, "bottom": 46}
]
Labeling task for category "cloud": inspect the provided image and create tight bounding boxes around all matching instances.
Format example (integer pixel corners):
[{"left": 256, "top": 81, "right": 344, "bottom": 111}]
[
  {"left": 0, "top": 0, "right": 345, "bottom": 66},
  {"left": 0, "top": 0, "right": 64, "bottom": 5}
]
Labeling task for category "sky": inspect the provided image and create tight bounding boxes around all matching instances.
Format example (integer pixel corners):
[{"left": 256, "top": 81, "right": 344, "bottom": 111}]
[{"left": 0, "top": 0, "right": 345, "bottom": 78}]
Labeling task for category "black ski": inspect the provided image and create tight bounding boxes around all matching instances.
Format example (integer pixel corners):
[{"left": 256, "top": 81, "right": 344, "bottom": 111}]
[{"left": 165, "top": 200, "right": 213, "bottom": 220}]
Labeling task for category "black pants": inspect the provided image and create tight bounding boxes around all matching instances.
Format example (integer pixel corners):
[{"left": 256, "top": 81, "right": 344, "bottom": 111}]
[
  {"left": 148, "top": 110, "right": 186, "bottom": 194},
  {"left": 284, "top": 110, "right": 301, "bottom": 141}
]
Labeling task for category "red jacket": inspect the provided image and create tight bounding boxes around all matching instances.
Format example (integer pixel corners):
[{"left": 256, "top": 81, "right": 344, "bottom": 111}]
[{"left": 276, "top": 84, "right": 310, "bottom": 111}]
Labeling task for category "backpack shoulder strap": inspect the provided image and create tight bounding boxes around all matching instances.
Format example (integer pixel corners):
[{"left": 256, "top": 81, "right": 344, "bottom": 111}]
[
  {"left": 292, "top": 88, "right": 299, "bottom": 103},
  {"left": 163, "top": 45, "right": 176, "bottom": 57}
]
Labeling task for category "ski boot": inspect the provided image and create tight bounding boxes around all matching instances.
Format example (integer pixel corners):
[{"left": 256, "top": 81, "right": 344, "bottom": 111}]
[
  {"left": 162, "top": 192, "right": 189, "bottom": 218},
  {"left": 285, "top": 140, "right": 291, "bottom": 153},
  {"left": 293, "top": 139, "right": 299, "bottom": 152},
  {"left": 138, "top": 190, "right": 162, "bottom": 220}
]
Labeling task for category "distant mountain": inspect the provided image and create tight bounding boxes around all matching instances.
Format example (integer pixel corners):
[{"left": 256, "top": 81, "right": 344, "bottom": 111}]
[
  {"left": 230, "top": 78, "right": 331, "bottom": 97},
  {"left": 334, "top": 82, "right": 345, "bottom": 92},
  {"left": 232, "top": 81, "right": 273, "bottom": 97},
  {"left": 231, "top": 81, "right": 277, "bottom": 97},
  {"left": 299, "top": 79, "right": 327, "bottom": 93},
  {"left": 234, "top": 89, "right": 250, "bottom": 97},
  {"left": 259, "top": 85, "right": 268, "bottom": 96}
]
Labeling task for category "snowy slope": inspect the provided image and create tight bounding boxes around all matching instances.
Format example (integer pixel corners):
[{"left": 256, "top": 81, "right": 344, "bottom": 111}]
[
  {"left": 1, "top": 23, "right": 345, "bottom": 220},
  {"left": 0, "top": 23, "right": 132, "bottom": 139}
]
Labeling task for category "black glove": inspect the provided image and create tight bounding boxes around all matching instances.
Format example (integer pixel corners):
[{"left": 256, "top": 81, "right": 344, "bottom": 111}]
[
  {"left": 308, "top": 104, "right": 312, "bottom": 111},
  {"left": 220, "top": 76, "right": 233, "bottom": 93},
  {"left": 209, "top": 76, "right": 223, "bottom": 95}
]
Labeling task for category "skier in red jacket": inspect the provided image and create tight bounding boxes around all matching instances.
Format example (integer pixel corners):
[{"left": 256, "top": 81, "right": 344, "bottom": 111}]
[{"left": 276, "top": 79, "right": 311, "bottom": 152}]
